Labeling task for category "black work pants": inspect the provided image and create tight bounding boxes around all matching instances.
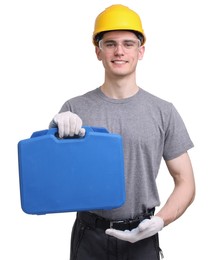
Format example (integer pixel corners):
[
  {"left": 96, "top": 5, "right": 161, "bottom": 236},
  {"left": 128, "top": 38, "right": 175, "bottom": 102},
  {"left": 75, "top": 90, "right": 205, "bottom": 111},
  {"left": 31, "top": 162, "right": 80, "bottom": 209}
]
[{"left": 70, "top": 214, "right": 162, "bottom": 260}]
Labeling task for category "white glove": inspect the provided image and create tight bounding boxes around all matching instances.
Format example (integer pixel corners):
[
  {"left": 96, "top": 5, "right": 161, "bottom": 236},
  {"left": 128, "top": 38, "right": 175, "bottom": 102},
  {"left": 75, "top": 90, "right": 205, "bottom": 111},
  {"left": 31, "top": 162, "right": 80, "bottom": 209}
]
[
  {"left": 53, "top": 111, "right": 85, "bottom": 138},
  {"left": 105, "top": 216, "right": 164, "bottom": 243}
]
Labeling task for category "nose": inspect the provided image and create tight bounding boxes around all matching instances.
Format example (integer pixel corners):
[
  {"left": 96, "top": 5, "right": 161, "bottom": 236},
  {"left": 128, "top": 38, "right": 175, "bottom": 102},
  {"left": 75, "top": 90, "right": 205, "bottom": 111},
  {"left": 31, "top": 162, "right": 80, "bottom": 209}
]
[{"left": 114, "top": 43, "right": 124, "bottom": 55}]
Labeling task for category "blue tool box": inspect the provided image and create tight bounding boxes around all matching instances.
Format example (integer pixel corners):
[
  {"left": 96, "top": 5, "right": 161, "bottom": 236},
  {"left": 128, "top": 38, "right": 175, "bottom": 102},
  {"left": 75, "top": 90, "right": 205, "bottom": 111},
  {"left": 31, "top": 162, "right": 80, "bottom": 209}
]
[{"left": 18, "top": 127, "right": 125, "bottom": 215}]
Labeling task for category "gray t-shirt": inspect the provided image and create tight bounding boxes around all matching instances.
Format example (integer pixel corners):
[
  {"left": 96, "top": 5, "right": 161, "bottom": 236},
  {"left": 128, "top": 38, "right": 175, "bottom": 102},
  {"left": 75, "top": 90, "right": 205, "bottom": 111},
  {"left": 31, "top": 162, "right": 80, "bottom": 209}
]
[{"left": 49, "top": 87, "right": 194, "bottom": 220}]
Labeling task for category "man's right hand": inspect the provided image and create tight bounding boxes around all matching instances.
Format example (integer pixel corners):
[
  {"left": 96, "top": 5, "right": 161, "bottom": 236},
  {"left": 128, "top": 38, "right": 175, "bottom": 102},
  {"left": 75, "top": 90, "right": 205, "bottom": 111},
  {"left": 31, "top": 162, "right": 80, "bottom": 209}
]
[{"left": 53, "top": 111, "right": 85, "bottom": 138}]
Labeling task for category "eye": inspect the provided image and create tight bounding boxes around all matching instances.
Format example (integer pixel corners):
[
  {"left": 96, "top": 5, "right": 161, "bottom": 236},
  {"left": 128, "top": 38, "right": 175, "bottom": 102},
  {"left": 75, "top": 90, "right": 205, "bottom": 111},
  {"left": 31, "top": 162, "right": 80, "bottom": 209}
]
[
  {"left": 123, "top": 41, "right": 136, "bottom": 48},
  {"left": 105, "top": 42, "right": 116, "bottom": 48}
]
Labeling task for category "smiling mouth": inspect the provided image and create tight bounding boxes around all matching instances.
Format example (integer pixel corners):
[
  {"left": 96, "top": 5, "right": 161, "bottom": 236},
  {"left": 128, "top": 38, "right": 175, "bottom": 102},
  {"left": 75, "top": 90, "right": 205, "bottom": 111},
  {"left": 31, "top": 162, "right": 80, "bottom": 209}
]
[{"left": 111, "top": 60, "right": 128, "bottom": 64}]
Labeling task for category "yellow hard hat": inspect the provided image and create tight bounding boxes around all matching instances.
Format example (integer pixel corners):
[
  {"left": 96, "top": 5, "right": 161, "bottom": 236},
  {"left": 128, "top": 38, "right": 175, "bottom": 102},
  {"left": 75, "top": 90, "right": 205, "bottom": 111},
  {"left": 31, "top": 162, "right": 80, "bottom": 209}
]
[{"left": 93, "top": 4, "right": 146, "bottom": 46}]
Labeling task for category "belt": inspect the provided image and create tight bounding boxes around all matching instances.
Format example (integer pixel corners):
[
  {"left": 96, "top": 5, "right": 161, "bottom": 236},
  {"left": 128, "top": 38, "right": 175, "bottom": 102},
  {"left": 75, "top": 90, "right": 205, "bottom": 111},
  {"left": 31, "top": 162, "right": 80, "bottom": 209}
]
[{"left": 77, "top": 209, "right": 155, "bottom": 231}]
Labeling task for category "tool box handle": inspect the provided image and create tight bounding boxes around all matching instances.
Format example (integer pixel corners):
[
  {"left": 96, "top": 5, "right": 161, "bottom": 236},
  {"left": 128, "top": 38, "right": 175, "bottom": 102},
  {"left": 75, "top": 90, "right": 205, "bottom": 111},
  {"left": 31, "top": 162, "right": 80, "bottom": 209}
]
[{"left": 30, "top": 126, "right": 109, "bottom": 139}]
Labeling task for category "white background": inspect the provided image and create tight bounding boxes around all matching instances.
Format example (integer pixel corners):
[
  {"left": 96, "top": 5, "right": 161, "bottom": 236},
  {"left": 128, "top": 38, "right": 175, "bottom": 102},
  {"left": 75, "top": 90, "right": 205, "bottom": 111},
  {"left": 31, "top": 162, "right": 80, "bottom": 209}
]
[{"left": 1, "top": 0, "right": 216, "bottom": 259}]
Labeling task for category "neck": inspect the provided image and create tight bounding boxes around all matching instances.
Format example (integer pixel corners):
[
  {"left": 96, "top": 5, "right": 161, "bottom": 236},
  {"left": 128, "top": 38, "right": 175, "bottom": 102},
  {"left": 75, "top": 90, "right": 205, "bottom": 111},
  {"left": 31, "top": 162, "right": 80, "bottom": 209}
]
[{"left": 100, "top": 75, "right": 139, "bottom": 99}]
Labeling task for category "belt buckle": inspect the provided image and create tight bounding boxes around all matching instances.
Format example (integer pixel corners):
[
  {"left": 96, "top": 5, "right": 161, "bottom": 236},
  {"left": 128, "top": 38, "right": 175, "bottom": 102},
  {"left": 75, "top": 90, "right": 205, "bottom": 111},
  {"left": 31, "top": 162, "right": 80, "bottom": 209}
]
[{"left": 109, "top": 220, "right": 125, "bottom": 229}]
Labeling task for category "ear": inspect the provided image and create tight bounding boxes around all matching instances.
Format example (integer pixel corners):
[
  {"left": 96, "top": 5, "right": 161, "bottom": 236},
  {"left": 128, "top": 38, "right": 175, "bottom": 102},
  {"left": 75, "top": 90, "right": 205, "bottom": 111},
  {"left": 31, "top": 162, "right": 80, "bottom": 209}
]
[
  {"left": 95, "top": 46, "right": 102, "bottom": 61},
  {"left": 138, "top": 45, "right": 145, "bottom": 60}
]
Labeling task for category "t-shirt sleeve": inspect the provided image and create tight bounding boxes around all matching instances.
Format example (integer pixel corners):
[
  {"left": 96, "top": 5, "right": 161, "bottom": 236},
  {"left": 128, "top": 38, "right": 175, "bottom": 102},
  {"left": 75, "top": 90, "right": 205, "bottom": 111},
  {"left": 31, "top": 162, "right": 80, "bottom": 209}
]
[{"left": 163, "top": 104, "right": 194, "bottom": 161}]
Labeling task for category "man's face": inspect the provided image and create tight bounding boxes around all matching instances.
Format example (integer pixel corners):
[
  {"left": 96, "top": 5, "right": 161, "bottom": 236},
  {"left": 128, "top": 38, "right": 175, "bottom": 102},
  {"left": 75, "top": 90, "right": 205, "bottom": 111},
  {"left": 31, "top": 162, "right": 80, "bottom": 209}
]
[{"left": 95, "top": 31, "right": 145, "bottom": 78}]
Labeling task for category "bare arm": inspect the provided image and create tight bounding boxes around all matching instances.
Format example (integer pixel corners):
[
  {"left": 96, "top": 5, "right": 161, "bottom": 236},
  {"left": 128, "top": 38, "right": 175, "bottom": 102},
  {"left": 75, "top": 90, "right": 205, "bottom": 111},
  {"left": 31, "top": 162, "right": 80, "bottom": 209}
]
[{"left": 156, "top": 152, "right": 195, "bottom": 226}]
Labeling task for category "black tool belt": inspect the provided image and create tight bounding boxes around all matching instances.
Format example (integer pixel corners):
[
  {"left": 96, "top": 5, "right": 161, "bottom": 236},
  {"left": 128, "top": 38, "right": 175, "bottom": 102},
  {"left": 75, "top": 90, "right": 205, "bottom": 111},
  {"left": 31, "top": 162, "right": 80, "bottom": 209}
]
[{"left": 77, "top": 209, "right": 155, "bottom": 231}]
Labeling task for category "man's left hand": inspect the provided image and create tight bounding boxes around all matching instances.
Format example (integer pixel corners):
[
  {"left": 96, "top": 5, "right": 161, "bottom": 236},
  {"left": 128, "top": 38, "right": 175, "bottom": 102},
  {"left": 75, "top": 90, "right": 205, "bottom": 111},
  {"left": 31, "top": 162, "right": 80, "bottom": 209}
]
[{"left": 105, "top": 216, "right": 164, "bottom": 243}]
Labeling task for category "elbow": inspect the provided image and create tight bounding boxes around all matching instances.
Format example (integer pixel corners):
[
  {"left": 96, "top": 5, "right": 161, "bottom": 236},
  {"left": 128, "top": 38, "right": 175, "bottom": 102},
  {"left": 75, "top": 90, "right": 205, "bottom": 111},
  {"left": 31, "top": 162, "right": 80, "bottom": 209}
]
[{"left": 190, "top": 184, "right": 196, "bottom": 205}]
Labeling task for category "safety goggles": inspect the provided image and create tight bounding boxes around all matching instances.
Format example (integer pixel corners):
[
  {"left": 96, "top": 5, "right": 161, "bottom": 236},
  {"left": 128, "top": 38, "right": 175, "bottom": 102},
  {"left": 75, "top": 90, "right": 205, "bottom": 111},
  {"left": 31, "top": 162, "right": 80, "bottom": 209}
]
[{"left": 98, "top": 39, "right": 141, "bottom": 53}]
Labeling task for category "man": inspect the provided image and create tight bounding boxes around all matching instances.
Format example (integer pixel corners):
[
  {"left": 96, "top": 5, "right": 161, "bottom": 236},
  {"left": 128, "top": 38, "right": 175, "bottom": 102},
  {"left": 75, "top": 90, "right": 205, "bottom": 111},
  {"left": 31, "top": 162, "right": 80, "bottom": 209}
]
[{"left": 49, "top": 4, "right": 195, "bottom": 260}]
